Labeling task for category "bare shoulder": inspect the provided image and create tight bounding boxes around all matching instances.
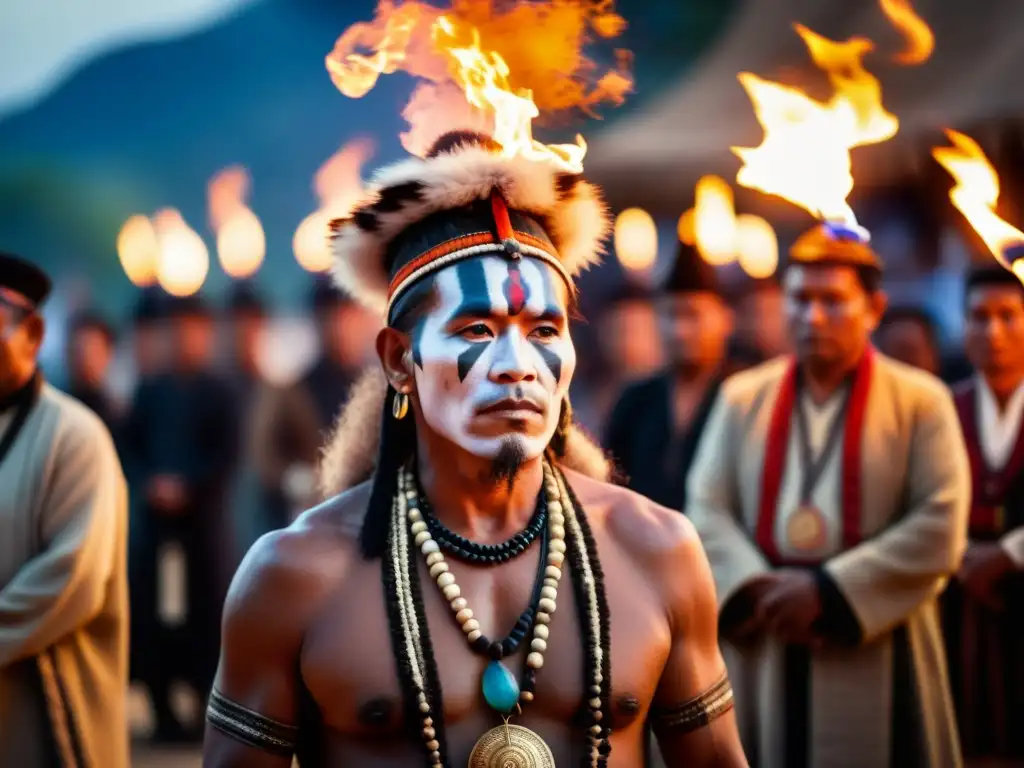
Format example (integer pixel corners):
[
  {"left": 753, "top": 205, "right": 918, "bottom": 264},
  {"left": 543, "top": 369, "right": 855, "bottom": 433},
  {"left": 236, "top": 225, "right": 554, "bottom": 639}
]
[
  {"left": 564, "top": 469, "right": 704, "bottom": 574},
  {"left": 225, "top": 481, "right": 373, "bottom": 636}
]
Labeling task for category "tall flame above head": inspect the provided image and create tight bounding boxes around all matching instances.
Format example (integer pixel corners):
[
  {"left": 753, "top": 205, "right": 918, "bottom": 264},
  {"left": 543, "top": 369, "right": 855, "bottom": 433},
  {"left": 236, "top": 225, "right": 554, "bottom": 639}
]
[
  {"left": 294, "top": 139, "right": 375, "bottom": 273},
  {"left": 931, "top": 129, "right": 1024, "bottom": 282},
  {"left": 208, "top": 166, "right": 265, "bottom": 279},
  {"left": 432, "top": 16, "right": 586, "bottom": 170},
  {"left": 732, "top": 23, "right": 900, "bottom": 232},
  {"left": 152, "top": 208, "right": 209, "bottom": 297},
  {"left": 325, "top": 1, "right": 632, "bottom": 171},
  {"left": 878, "top": 0, "right": 934, "bottom": 65}
]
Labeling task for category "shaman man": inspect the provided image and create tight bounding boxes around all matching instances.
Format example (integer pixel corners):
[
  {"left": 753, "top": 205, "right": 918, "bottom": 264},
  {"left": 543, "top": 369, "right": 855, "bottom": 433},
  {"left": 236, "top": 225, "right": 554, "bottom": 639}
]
[{"left": 202, "top": 132, "right": 749, "bottom": 767}]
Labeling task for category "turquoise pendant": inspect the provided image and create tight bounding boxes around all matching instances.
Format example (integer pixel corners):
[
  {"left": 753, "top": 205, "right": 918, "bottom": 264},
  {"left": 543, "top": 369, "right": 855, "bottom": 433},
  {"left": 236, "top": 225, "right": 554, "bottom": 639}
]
[{"left": 481, "top": 660, "right": 520, "bottom": 714}]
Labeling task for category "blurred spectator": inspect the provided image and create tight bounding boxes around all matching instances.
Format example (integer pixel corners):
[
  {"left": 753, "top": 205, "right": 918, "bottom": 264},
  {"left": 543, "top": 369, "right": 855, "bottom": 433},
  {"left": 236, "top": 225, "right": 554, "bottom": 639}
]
[
  {"left": 222, "top": 282, "right": 271, "bottom": 555},
  {"left": 130, "top": 287, "right": 168, "bottom": 380},
  {"left": 303, "top": 275, "right": 378, "bottom": 428},
  {"left": 250, "top": 277, "right": 376, "bottom": 522},
  {"left": 606, "top": 243, "right": 730, "bottom": 510},
  {"left": 122, "top": 293, "right": 240, "bottom": 743},
  {"left": 224, "top": 280, "right": 265, "bottom": 399},
  {"left": 578, "top": 281, "right": 663, "bottom": 434},
  {"left": 944, "top": 265, "right": 1024, "bottom": 762},
  {"left": 874, "top": 305, "right": 942, "bottom": 376},
  {"left": 728, "top": 276, "right": 788, "bottom": 369},
  {"left": 0, "top": 254, "right": 129, "bottom": 767},
  {"left": 65, "top": 310, "right": 119, "bottom": 429}
]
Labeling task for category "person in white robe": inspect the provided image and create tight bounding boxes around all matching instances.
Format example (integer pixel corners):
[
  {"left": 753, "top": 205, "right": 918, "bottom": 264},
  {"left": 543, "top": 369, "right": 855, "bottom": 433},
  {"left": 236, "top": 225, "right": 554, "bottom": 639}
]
[
  {"left": 0, "top": 253, "right": 129, "bottom": 768},
  {"left": 687, "top": 226, "right": 970, "bottom": 768}
]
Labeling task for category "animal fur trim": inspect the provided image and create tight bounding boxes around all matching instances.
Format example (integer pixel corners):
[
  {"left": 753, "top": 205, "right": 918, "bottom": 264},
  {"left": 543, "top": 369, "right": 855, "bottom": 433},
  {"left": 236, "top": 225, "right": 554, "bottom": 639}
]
[
  {"left": 319, "top": 367, "right": 611, "bottom": 498},
  {"left": 330, "top": 140, "right": 610, "bottom": 316}
]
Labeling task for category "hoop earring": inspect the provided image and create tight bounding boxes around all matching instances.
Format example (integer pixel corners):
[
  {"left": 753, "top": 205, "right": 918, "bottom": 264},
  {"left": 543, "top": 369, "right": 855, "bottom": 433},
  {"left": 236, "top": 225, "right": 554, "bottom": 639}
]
[{"left": 392, "top": 391, "right": 410, "bottom": 420}]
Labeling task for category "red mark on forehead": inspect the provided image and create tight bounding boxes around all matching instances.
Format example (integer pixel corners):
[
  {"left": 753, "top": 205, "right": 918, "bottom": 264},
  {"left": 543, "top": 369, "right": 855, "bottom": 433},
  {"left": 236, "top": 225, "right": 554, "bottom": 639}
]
[{"left": 503, "top": 263, "right": 528, "bottom": 315}]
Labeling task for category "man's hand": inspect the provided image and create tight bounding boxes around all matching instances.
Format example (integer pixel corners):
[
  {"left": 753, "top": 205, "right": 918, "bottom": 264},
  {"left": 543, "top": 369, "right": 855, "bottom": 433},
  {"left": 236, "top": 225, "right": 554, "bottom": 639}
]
[
  {"left": 726, "top": 573, "right": 780, "bottom": 642},
  {"left": 758, "top": 568, "right": 822, "bottom": 646},
  {"left": 148, "top": 474, "right": 188, "bottom": 514},
  {"left": 957, "top": 543, "right": 1014, "bottom": 611}
]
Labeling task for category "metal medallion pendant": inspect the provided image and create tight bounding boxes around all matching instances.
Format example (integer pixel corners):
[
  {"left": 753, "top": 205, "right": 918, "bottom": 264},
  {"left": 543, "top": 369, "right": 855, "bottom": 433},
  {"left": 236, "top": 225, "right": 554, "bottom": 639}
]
[
  {"left": 786, "top": 504, "right": 827, "bottom": 552},
  {"left": 468, "top": 721, "right": 555, "bottom": 768}
]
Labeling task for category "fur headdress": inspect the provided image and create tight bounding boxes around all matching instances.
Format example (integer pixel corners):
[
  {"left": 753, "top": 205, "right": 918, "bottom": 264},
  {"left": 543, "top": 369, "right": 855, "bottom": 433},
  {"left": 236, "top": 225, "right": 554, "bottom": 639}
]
[
  {"left": 322, "top": 132, "right": 613, "bottom": 555},
  {"left": 329, "top": 131, "right": 611, "bottom": 318}
]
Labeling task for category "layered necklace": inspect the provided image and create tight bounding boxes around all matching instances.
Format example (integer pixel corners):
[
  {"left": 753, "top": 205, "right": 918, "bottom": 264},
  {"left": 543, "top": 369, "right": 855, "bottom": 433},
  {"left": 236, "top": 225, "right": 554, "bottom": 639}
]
[{"left": 382, "top": 457, "right": 612, "bottom": 768}]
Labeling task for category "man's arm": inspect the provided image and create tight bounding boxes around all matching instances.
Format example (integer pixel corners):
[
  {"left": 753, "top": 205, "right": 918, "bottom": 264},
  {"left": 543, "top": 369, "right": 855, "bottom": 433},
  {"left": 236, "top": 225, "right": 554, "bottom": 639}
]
[
  {"left": 202, "top": 529, "right": 310, "bottom": 768},
  {"left": 650, "top": 515, "right": 749, "bottom": 767},
  {"left": 822, "top": 383, "right": 970, "bottom": 643},
  {"left": 685, "top": 390, "right": 771, "bottom": 616},
  {"left": 0, "top": 406, "right": 126, "bottom": 665}
]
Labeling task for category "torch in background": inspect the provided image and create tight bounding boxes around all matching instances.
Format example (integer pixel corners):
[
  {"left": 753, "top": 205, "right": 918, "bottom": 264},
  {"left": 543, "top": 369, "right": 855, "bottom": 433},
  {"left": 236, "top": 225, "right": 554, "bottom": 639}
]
[
  {"left": 208, "top": 166, "right": 265, "bottom": 281},
  {"left": 117, "top": 209, "right": 208, "bottom": 298},
  {"left": 932, "top": 130, "right": 1024, "bottom": 282},
  {"left": 293, "top": 138, "right": 375, "bottom": 274},
  {"left": 730, "top": 0, "right": 933, "bottom": 245}
]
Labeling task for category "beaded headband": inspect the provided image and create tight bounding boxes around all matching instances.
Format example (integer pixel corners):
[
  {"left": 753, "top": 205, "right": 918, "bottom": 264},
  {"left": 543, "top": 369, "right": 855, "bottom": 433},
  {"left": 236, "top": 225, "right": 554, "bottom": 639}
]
[{"left": 329, "top": 131, "right": 610, "bottom": 319}]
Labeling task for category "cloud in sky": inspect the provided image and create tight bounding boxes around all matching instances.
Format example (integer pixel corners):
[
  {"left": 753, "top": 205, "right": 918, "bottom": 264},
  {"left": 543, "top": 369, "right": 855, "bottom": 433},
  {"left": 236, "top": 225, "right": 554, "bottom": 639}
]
[{"left": 0, "top": 0, "right": 256, "bottom": 116}]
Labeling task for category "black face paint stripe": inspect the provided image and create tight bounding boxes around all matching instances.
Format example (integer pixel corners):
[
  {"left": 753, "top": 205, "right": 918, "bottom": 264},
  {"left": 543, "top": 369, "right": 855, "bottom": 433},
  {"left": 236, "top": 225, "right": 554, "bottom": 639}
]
[
  {"left": 457, "top": 342, "right": 488, "bottom": 382},
  {"left": 452, "top": 259, "right": 493, "bottom": 382},
  {"left": 533, "top": 343, "right": 562, "bottom": 383}
]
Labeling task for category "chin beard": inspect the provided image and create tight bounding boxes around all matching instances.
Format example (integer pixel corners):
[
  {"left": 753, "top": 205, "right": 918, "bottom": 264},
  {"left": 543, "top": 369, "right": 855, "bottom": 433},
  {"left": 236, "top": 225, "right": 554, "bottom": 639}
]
[{"left": 489, "top": 437, "right": 527, "bottom": 489}]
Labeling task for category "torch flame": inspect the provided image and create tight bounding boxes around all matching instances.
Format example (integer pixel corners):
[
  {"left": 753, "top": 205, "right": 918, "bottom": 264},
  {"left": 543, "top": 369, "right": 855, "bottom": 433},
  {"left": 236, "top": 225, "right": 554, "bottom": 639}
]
[
  {"left": 732, "top": 24, "right": 899, "bottom": 230},
  {"left": 735, "top": 214, "right": 779, "bottom": 279},
  {"left": 294, "top": 138, "right": 375, "bottom": 273},
  {"left": 152, "top": 208, "right": 209, "bottom": 297},
  {"left": 878, "top": 0, "right": 934, "bottom": 65},
  {"left": 614, "top": 207, "right": 657, "bottom": 272},
  {"left": 326, "top": 2, "right": 428, "bottom": 99},
  {"left": 117, "top": 215, "right": 160, "bottom": 287},
  {"left": 208, "top": 166, "right": 265, "bottom": 279},
  {"left": 433, "top": 16, "right": 585, "bottom": 171},
  {"left": 325, "top": 1, "right": 632, "bottom": 172},
  {"left": 931, "top": 129, "right": 1024, "bottom": 281},
  {"left": 694, "top": 175, "right": 738, "bottom": 266}
]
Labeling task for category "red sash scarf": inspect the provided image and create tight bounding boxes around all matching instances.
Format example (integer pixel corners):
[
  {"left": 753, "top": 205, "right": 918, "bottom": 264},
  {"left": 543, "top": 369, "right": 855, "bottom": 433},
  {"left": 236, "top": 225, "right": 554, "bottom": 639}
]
[
  {"left": 755, "top": 349, "right": 874, "bottom": 565},
  {"left": 952, "top": 381, "right": 1024, "bottom": 537}
]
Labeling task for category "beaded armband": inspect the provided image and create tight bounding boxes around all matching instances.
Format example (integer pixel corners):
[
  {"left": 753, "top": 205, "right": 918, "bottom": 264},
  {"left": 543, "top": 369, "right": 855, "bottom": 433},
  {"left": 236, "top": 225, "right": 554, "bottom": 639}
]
[
  {"left": 206, "top": 687, "right": 298, "bottom": 757},
  {"left": 650, "top": 673, "right": 734, "bottom": 737}
]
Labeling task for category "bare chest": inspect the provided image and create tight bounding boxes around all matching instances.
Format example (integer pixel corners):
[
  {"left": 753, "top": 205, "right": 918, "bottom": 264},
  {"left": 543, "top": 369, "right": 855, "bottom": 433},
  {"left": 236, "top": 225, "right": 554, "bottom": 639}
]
[{"left": 300, "top": 535, "right": 670, "bottom": 745}]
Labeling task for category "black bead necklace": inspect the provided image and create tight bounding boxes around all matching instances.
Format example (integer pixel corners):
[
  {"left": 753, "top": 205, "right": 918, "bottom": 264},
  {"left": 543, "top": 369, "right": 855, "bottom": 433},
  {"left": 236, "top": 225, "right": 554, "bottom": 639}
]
[{"left": 418, "top": 484, "right": 547, "bottom": 564}]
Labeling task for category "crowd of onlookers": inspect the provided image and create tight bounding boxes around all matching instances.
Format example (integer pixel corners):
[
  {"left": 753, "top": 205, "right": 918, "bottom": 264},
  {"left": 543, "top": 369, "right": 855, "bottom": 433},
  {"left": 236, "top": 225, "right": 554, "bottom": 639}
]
[{"left": 50, "top": 264, "right": 976, "bottom": 746}]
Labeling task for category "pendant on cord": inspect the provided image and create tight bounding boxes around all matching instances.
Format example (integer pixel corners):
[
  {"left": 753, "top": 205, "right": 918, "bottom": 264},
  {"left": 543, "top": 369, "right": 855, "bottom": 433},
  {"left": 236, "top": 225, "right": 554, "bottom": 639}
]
[{"left": 468, "top": 715, "right": 555, "bottom": 768}]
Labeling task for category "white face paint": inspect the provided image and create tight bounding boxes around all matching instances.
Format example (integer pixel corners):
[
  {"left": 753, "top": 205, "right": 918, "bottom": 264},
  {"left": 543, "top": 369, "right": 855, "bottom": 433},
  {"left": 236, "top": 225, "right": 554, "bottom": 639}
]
[{"left": 409, "top": 254, "right": 576, "bottom": 459}]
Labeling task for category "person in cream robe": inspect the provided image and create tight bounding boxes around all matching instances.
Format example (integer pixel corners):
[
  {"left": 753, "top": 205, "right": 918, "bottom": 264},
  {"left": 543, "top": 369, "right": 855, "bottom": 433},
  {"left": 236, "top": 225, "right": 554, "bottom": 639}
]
[
  {"left": 0, "top": 253, "right": 129, "bottom": 767},
  {"left": 687, "top": 226, "right": 970, "bottom": 768}
]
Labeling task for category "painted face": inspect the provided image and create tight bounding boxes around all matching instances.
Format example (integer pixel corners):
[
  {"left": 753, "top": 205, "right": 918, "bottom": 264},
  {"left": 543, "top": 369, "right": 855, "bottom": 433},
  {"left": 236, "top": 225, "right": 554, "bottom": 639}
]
[{"left": 409, "top": 254, "right": 575, "bottom": 459}]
